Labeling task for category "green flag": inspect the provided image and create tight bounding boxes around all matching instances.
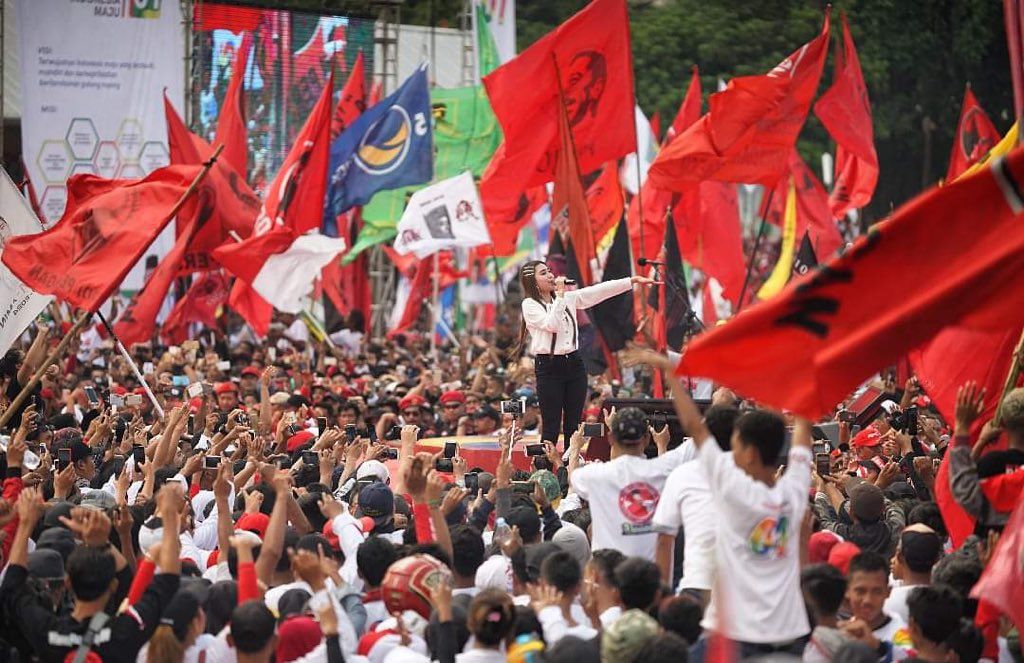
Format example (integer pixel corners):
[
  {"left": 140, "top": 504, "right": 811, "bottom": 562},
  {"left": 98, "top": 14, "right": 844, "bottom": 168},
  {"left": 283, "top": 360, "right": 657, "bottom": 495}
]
[
  {"left": 476, "top": 2, "right": 501, "bottom": 77},
  {"left": 343, "top": 84, "right": 502, "bottom": 264}
]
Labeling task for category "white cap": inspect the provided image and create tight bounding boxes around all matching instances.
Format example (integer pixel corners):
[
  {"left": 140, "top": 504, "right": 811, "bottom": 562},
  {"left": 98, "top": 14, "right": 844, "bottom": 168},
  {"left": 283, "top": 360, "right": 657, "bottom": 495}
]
[{"left": 356, "top": 459, "right": 390, "bottom": 484}]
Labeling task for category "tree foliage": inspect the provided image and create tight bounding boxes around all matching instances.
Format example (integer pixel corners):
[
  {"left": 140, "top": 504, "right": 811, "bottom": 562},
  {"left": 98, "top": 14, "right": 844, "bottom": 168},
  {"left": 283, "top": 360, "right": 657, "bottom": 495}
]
[{"left": 404, "top": 0, "right": 1013, "bottom": 221}]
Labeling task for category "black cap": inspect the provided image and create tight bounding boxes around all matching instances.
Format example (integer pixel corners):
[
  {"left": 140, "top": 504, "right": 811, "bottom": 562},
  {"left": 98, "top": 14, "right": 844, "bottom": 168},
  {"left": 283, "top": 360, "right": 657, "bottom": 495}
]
[
  {"left": 472, "top": 405, "right": 501, "bottom": 423},
  {"left": 611, "top": 407, "right": 648, "bottom": 444},
  {"left": 36, "top": 526, "right": 76, "bottom": 561},
  {"left": 27, "top": 549, "right": 64, "bottom": 580}
]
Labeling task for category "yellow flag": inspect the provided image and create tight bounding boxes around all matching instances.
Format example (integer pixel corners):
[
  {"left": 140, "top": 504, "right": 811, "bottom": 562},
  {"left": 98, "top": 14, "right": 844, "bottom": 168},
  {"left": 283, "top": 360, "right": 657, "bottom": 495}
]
[
  {"left": 757, "top": 178, "right": 798, "bottom": 300},
  {"left": 958, "top": 121, "right": 1018, "bottom": 181}
]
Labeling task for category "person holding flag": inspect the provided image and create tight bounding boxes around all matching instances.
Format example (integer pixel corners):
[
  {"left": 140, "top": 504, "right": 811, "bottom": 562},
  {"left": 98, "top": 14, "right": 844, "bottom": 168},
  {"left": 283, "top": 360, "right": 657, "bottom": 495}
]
[{"left": 512, "top": 260, "right": 655, "bottom": 448}]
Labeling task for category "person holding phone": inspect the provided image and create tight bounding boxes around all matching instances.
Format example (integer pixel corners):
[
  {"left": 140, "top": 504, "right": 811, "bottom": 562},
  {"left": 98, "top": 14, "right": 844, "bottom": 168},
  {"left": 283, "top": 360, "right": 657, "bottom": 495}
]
[{"left": 513, "top": 260, "right": 655, "bottom": 447}]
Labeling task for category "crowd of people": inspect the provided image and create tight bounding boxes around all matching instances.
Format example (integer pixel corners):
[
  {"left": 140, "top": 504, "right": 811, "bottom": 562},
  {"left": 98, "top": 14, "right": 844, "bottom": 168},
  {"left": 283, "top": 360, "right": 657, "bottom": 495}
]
[{"left": 0, "top": 297, "right": 1018, "bottom": 663}]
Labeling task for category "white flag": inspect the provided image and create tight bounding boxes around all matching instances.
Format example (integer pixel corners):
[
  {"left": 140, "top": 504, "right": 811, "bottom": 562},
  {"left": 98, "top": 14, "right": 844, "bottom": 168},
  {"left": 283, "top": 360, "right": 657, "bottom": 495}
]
[
  {"left": 251, "top": 234, "right": 348, "bottom": 314},
  {"left": 0, "top": 170, "right": 53, "bottom": 355},
  {"left": 393, "top": 171, "right": 491, "bottom": 258}
]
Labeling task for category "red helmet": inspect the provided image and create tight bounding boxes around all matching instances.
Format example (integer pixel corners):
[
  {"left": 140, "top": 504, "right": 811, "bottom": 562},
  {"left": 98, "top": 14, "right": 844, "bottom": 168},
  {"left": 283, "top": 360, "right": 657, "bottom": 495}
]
[{"left": 380, "top": 554, "right": 449, "bottom": 619}]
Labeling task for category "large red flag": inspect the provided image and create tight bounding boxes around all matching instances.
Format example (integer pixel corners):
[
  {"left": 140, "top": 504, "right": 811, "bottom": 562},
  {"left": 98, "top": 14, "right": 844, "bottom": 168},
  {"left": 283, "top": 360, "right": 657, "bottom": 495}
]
[
  {"left": 649, "top": 13, "right": 830, "bottom": 188},
  {"left": 480, "top": 0, "right": 635, "bottom": 235},
  {"left": 331, "top": 51, "right": 367, "bottom": 138},
  {"left": 677, "top": 146, "right": 1024, "bottom": 419},
  {"left": 814, "top": 14, "right": 878, "bottom": 218},
  {"left": 628, "top": 66, "right": 703, "bottom": 269},
  {"left": 971, "top": 496, "right": 1024, "bottom": 630},
  {"left": 163, "top": 271, "right": 231, "bottom": 344},
  {"left": 226, "top": 73, "right": 335, "bottom": 334},
  {"left": 761, "top": 151, "right": 844, "bottom": 258},
  {"left": 214, "top": 32, "right": 252, "bottom": 178},
  {"left": 586, "top": 163, "right": 624, "bottom": 243},
  {"left": 164, "top": 94, "right": 260, "bottom": 273},
  {"left": 946, "top": 86, "right": 1000, "bottom": 182},
  {"left": 389, "top": 253, "right": 465, "bottom": 337},
  {"left": 487, "top": 186, "right": 547, "bottom": 257},
  {"left": 552, "top": 99, "right": 596, "bottom": 285},
  {"left": 681, "top": 181, "right": 746, "bottom": 306},
  {"left": 2, "top": 166, "right": 199, "bottom": 312}
]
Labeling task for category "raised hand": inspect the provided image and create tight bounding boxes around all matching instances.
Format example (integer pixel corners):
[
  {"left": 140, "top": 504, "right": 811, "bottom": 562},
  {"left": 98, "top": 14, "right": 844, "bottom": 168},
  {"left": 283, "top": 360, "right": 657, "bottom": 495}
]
[
  {"left": 60, "top": 506, "right": 113, "bottom": 547},
  {"left": 651, "top": 423, "right": 670, "bottom": 455},
  {"left": 954, "top": 381, "right": 986, "bottom": 436}
]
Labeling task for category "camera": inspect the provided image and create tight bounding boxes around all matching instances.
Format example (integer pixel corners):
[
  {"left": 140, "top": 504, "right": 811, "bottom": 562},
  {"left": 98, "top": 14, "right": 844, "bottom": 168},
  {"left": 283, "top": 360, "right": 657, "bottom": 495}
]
[
  {"left": 384, "top": 447, "right": 398, "bottom": 460},
  {"left": 204, "top": 455, "right": 222, "bottom": 469},
  {"left": 301, "top": 450, "right": 319, "bottom": 466},
  {"left": 583, "top": 423, "right": 605, "bottom": 438},
  {"left": 500, "top": 399, "right": 524, "bottom": 416},
  {"left": 464, "top": 471, "right": 479, "bottom": 493},
  {"left": 525, "top": 443, "right": 546, "bottom": 457},
  {"left": 435, "top": 458, "right": 454, "bottom": 473}
]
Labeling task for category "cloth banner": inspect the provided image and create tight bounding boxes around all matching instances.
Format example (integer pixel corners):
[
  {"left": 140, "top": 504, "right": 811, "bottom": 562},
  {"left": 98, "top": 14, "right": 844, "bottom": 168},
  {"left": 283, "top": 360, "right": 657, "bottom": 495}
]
[
  {"left": 394, "top": 172, "right": 491, "bottom": 257},
  {"left": 16, "top": 0, "right": 184, "bottom": 290}
]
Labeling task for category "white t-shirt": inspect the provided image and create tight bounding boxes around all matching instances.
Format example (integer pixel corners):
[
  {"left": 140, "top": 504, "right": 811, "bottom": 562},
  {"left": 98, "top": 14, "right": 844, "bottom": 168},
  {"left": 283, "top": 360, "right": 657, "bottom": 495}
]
[
  {"left": 569, "top": 441, "right": 696, "bottom": 559},
  {"left": 883, "top": 584, "right": 922, "bottom": 625},
  {"left": 651, "top": 458, "right": 717, "bottom": 591},
  {"left": 700, "top": 440, "right": 812, "bottom": 643}
]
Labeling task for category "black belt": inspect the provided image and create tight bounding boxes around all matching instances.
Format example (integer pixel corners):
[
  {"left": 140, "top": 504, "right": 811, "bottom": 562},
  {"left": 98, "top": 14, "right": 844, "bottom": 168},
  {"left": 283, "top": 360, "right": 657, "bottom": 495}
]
[{"left": 535, "top": 351, "right": 580, "bottom": 359}]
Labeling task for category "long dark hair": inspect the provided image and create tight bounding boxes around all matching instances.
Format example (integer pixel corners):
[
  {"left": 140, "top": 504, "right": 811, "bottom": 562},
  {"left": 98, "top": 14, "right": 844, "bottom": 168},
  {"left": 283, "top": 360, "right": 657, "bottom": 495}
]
[{"left": 510, "top": 260, "right": 547, "bottom": 360}]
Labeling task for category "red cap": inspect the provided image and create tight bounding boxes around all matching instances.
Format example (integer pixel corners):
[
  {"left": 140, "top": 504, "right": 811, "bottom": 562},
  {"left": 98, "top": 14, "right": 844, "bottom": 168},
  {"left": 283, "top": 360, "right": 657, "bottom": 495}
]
[
  {"left": 808, "top": 530, "right": 843, "bottom": 565},
  {"left": 40, "top": 387, "right": 56, "bottom": 399},
  {"left": 399, "top": 394, "right": 427, "bottom": 411},
  {"left": 133, "top": 387, "right": 147, "bottom": 396},
  {"left": 321, "top": 519, "right": 340, "bottom": 552},
  {"left": 286, "top": 430, "right": 316, "bottom": 452},
  {"left": 827, "top": 541, "right": 862, "bottom": 575},
  {"left": 439, "top": 390, "right": 465, "bottom": 405},
  {"left": 214, "top": 382, "right": 238, "bottom": 395},
  {"left": 851, "top": 427, "right": 883, "bottom": 448},
  {"left": 112, "top": 385, "right": 128, "bottom": 396},
  {"left": 236, "top": 512, "right": 270, "bottom": 538},
  {"left": 189, "top": 397, "right": 203, "bottom": 413},
  {"left": 241, "top": 366, "right": 261, "bottom": 378}
]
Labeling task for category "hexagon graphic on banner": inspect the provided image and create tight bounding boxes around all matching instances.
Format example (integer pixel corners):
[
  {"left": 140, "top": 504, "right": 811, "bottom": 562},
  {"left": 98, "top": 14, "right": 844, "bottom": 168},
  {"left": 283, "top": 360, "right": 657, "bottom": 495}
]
[
  {"left": 37, "top": 141, "right": 72, "bottom": 184},
  {"left": 118, "top": 163, "right": 146, "bottom": 179},
  {"left": 93, "top": 141, "right": 121, "bottom": 179},
  {"left": 139, "top": 141, "right": 170, "bottom": 174},
  {"left": 65, "top": 118, "right": 100, "bottom": 161},
  {"left": 71, "top": 162, "right": 98, "bottom": 177},
  {"left": 40, "top": 185, "right": 68, "bottom": 225},
  {"left": 117, "top": 119, "right": 145, "bottom": 161}
]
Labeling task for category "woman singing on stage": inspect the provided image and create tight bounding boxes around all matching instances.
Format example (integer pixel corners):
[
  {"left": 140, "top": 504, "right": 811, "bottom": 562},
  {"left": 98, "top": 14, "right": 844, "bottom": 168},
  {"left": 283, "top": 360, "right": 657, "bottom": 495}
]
[{"left": 514, "top": 260, "right": 655, "bottom": 447}]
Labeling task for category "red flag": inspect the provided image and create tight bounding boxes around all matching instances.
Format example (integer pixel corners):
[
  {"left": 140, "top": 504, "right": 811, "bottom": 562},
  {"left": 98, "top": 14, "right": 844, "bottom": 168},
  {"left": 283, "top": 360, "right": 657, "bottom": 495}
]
[
  {"left": 677, "top": 146, "right": 1024, "bottom": 419},
  {"left": 368, "top": 81, "right": 383, "bottom": 106},
  {"left": 552, "top": 99, "right": 596, "bottom": 285},
  {"left": 214, "top": 32, "right": 252, "bottom": 178},
  {"left": 946, "top": 86, "right": 1000, "bottom": 181},
  {"left": 383, "top": 245, "right": 419, "bottom": 278},
  {"left": 2, "top": 166, "right": 198, "bottom": 312},
  {"left": 649, "top": 13, "right": 830, "bottom": 188},
  {"left": 702, "top": 281, "right": 719, "bottom": 327},
  {"left": 486, "top": 186, "right": 547, "bottom": 257},
  {"left": 164, "top": 94, "right": 260, "bottom": 273},
  {"left": 586, "top": 162, "right": 624, "bottom": 243},
  {"left": 628, "top": 66, "right": 703, "bottom": 269},
  {"left": 481, "top": 0, "right": 635, "bottom": 232},
  {"left": 971, "top": 496, "right": 1024, "bottom": 629},
  {"left": 163, "top": 271, "right": 231, "bottom": 343},
  {"left": 649, "top": 112, "right": 662, "bottom": 145},
  {"left": 814, "top": 14, "right": 878, "bottom": 217},
  {"left": 331, "top": 51, "right": 367, "bottom": 138},
  {"left": 390, "top": 253, "right": 465, "bottom": 337},
  {"left": 761, "top": 151, "right": 844, "bottom": 258},
  {"left": 680, "top": 181, "right": 746, "bottom": 306}
]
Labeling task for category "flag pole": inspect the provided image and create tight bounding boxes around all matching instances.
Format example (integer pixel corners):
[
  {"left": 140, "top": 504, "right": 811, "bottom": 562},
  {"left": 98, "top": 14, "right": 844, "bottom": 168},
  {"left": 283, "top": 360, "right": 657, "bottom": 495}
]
[
  {"left": 95, "top": 311, "right": 165, "bottom": 419},
  {"left": 0, "top": 311, "right": 93, "bottom": 431},
  {"left": 736, "top": 188, "right": 775, "bottom": 311},
  {"left": 431, "top": 251, "right": 440, "bottom": 361}
]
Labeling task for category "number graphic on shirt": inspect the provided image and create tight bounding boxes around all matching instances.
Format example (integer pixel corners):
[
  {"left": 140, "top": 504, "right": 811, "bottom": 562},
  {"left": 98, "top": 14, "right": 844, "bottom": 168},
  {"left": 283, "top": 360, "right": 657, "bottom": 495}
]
[{"left": 747, "top": 515, "right": 790, "bottom": 559}]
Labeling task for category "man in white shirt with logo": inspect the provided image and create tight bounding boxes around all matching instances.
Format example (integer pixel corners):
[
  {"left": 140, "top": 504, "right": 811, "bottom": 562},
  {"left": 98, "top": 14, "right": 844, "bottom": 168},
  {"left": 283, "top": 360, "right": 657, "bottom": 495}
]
[
  {"left": 641, "top": 353, "right": 813, "bottom": 658},
  {"left": 569, "top": 407, "right": 695, "bottom": 561}
]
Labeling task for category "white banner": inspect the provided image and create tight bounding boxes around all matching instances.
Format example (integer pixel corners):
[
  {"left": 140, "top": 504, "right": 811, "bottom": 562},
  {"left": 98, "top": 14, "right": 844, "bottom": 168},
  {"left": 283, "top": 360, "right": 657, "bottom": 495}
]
[
  {"left": 394, "top": 171, "right": 491, "bottom": 258},
  {"left": 0, "top": 169, "right": 53, "bottom": 355},
  {"left": 16, "top": 0, "right": 184, "bottom": 290}
]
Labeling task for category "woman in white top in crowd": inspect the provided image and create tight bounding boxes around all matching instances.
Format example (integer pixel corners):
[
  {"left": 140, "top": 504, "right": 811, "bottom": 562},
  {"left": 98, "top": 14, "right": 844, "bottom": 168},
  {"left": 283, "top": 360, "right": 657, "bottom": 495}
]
[{"left": 513, "top": 260, "right": 655, "bottom": 447}]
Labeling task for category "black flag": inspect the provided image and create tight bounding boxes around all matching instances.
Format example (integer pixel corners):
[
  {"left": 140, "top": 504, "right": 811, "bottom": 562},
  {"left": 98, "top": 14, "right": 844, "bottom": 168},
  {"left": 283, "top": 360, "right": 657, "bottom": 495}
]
[{"left": 792, "top": 231, "right": 819, "bottom": 278}]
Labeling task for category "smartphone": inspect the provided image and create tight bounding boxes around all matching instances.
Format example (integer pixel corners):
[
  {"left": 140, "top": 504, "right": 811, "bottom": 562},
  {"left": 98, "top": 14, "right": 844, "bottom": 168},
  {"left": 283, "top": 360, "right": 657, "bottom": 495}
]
[
  {"left": 345, "top": 424, "right": 358, "bottom": 443},
  {"left": 142, "top": 362, "right": 155, "bottom": 375},
  {"left": 386, "top": 425, "right": 402, "bottom": 441},
  {"left": 815, "top": 453, "right": 831, "bottom": 477},
  {"left": 837, "top": 409, "right": 857, "bottom": 423},
  {"left": 905, "top": 406, "right": 919, "bottom": 437},
  {"left": 217, "top": 360, "right": 231, "bottom": 371},
  {"left": 301, "top": 450, "right": 319, "bottom": 466},
  {"left": 384, "top": 447, "right": 398, "bottom": 460},
  {"left": 367, "top": 426, "right": 378, "bottom": 443},
  {"left": 277, "top": 456, "right": 292, "bottom": 470},
  {"left": 433, "top": 369, "right": 443, "bottom": 383},
  {"left": 125, "top": 394, "right": 142, "bottom": 407},
  {"left": 132, "top": 446, "right": 146, "bottom": 465},
  {"left": 500, "top": 399, "right": 524, "bottom": 416},
  {"left": 434, "top": 458, "right": 454, "bottom": 473},
  {"left": 511, "top": 481, "right": 534, "bottom": 494},
  {"left": 812, "top": 442, "right": 828, "bottom": 456},
  {"left": 172, "top": 375, "right": 189, "bottom": 387},
  {"left": 525, "top": 443, "right": 546, "bottom": 457},
  {"left": 583, "top": 423, "right": 605, "bottom": 438},
  {"left": 324, "top": 357, "right": 338, "bottom": 367},
  {"left": 443, "top": 441, "right": 457, "bottom": 459},
  {"left": 188, "top": 414, "right": 195, "bottom": 436},
  {"left": 109, "top": 394, "right": 124, "bottom": 408},
  {"left": 57, "top": 448, "right": 71, "bottom": 471},
  {"left": 187, "top": 383, "right": 204, "bottom": 398},
  {"left": 317, "top": 417, "right": 328, "bottom": 437},
  {"left": 464, "top": 471, "right": 479, "bottom": 493},
  {"left": 204, "top": 455, "right": 222, "bottom": 469},
  {"left": 84, "top": 386, "right": 100, "bottom": 406}
]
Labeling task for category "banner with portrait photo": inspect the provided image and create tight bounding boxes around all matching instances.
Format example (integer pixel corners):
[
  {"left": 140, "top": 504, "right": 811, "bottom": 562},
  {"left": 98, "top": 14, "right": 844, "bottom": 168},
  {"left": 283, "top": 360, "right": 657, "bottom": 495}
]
[{"left": 16, "top": 0, "right": 184, "bottom": 290}]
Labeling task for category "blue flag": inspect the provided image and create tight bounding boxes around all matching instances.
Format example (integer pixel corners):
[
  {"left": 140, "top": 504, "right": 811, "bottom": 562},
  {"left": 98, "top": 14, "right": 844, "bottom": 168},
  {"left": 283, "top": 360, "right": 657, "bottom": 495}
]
[{"left": 324, "top": 65, "right": 433, "bottom": 233}]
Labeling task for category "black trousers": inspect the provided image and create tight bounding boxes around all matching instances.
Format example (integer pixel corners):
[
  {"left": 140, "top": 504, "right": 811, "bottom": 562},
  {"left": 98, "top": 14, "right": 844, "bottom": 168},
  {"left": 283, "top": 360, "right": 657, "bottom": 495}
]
[{"left": 535, "top": 352, "right": 588, "bottom": 447}]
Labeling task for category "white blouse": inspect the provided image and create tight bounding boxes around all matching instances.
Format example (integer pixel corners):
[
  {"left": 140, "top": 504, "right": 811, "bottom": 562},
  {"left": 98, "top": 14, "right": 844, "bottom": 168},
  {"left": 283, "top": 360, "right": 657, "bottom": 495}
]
[{"left": 520, "top": 277, "right": 633, "bottom": 356}]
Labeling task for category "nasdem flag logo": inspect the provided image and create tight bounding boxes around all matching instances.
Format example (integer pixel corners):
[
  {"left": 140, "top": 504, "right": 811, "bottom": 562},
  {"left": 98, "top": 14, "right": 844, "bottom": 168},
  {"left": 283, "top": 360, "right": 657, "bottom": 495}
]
[{"left": 354, "top": 106, "right": 425, "bottom": 176}]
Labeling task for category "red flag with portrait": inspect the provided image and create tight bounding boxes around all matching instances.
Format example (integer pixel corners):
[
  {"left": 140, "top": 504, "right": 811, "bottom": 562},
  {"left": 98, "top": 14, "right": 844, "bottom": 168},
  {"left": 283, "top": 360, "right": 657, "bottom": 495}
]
[
  {"left": 947, "top": 86, "right": 1000, "bottom": 182},
  {"left": 552, "top": 100, "right": 596, "bottom": 285},
  {"left": 480, "top": 0, "right": 635, "bottom": 234},
  {"left": 586, "top": 162, "right": 624, "bottom": 243},
  {"left": 163, "top": 271, "right": 231, "bottom": 343},
  {"left": 649, "top": 13, "right": 829, "bottom": 188},
  {"left": 331, "top": 51, "right": 367, "bottom": 138},
  {"left": 814, "top": 14, "right": 878, "bottom": 218}
]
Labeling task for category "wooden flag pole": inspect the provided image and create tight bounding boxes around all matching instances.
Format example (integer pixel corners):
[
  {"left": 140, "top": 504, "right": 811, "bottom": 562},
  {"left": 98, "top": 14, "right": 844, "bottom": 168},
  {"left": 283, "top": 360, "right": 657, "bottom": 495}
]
[
  {"left": 0, "top": 310, "right": 92, "bottom": 431},
  {"left": 0, "top": 146, "right": 222, "bottom": 431}
]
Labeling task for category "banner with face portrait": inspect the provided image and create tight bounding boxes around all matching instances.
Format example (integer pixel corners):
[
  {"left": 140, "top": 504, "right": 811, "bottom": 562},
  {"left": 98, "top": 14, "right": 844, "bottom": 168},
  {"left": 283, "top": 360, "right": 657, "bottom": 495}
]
[
  {"left": 393, "top": 171, "right": 491, "bottom": 258},
  {"left": 0, "top": 170, "right": 54, "bottom": 356}
]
